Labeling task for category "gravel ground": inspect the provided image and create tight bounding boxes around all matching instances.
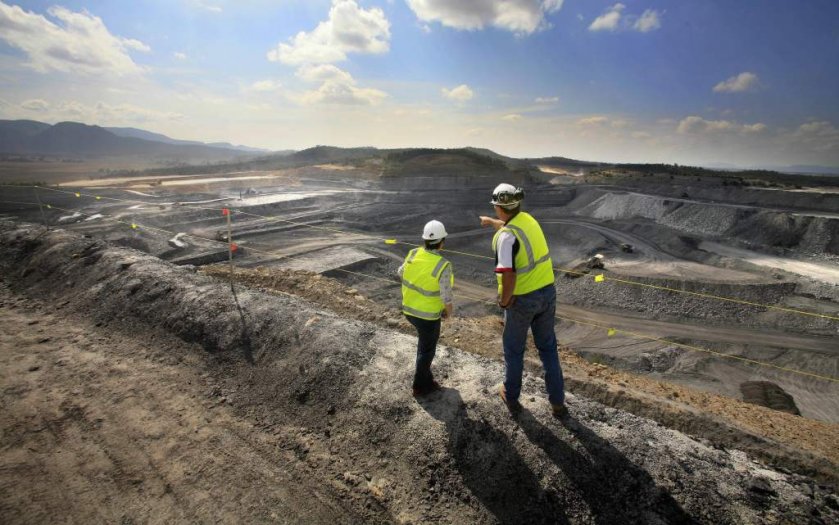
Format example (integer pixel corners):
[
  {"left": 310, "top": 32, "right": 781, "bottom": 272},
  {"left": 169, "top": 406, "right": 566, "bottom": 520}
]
[{"left": 1, "top": 221, "right": 837, "bottom": 524}]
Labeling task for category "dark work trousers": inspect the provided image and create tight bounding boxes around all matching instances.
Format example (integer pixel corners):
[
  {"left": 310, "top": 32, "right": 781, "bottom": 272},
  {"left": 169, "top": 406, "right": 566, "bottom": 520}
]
[{"left": 405, "top": 314, "right": 441, "bottom": 390}]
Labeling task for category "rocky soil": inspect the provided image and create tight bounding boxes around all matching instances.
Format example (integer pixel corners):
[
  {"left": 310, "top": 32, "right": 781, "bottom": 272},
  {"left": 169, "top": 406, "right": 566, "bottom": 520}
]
[{"left": 1, "top": 221, "right": 838, "bottom": 524}]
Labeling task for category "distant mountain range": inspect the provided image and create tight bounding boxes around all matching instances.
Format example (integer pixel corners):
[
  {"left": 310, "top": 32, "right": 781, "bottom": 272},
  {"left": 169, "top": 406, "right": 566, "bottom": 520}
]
[{"left": 0, "top": 120, "right": 268, "bottom": 162}]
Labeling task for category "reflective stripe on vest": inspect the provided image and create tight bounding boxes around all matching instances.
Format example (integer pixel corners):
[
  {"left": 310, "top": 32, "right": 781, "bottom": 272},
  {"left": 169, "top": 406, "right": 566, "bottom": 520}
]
[
  {"left": 492, "top": 212, "right": 554, "bottom": 296},
  {"left": 401, "top": 247, "right": 453, "bottom": 320}
]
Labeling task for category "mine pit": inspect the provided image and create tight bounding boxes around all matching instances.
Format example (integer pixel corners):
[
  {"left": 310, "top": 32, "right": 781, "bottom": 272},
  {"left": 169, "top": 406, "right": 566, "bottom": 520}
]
[{"left": 1, "top": 154, "right": 837, "bottom": 523}]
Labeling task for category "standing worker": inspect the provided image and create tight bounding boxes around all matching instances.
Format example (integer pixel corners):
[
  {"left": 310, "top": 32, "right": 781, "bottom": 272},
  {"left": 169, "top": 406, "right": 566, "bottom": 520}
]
[
  {"left": 479, "top": 184, "right": 567, "bottom": 417},
  {"left": 399, "top": 220, "right": 454, "bottom": 397}
]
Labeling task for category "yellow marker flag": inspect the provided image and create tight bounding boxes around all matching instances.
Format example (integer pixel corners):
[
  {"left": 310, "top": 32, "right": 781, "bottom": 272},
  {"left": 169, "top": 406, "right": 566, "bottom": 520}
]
[
  {"left": 95, "top": 196, "right": 101, "bottom": 200},
  {"left": 594, "top": 274, "right": 605, "bottom": 282},
  {"left": 46, "top": 204, "right": 52, "bottom": 209},
  {"left": 74, "top": 192, "right": 81, "bottom": 197},
  {"left": 384, "top": 239, "right": 396, "bottom": 245},
  {"left": 607, "top": 328, "right": 616, "bottom": 337},
  {"left": 131, "top": 223, "right": 138, "bottom": 230}
]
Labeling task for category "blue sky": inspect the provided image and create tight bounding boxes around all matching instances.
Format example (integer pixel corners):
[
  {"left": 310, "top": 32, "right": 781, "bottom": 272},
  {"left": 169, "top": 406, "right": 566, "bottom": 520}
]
[{"left": 1, "top": 0, "right": 838, "bottom": 168}]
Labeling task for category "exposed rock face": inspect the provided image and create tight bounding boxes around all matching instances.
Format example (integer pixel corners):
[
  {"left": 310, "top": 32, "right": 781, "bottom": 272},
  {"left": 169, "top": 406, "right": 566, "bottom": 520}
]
[
  {"left": 741, "top": 381, "right": 802, "bottom": 416},
  {"left": 1, "top": 221, "right": 837, "bottom": 524}
]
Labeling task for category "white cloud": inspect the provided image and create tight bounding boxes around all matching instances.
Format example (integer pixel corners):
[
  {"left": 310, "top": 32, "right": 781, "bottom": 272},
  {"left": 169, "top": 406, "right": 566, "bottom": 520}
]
[
  {"left": 295, "top": 63, "right": 354, "bottom": 84},
  {"left": 193, "top": 1, "right": 222, "bottom": 13},
  {"left": 742, "top": 123, "right": 767, "bottom": 133},
  {"left": 173, "top": 52, "right": 188, "bottom": 61},
  {"left": 577, "top": 115, "right": 609, "bottom": 126},
  {"left": 4, "top": 98, "right": 183, "bottom": 124},
  {"left": 633, "top": 9, "right": 661, "bottom": 32},
  {"left": 21, "top": 98, "right": 49, "bottom": 111},
  {"left": 267, "top": 0, "right": 390, "bottom": 65},
  {"left": 589, "top": 4, "right": 661, "bottom": 33},
  {"left": 535, "top": 96, "right": 559, "bottom": 104},
  {"left": 502, "top": 113, "right": 522, "bottom": 121},
  {"left": 677, "top": 115, "right": 766, "bottom": 135},
  {"left": 589, "top": 3, "right": 624, "bottom": 32},
  {"left": 790, "top": 121, "right": 839, "bottom": 152},
  {"left": 0, "top": 2, "right": 148, "bottom": 76},
  {"left": 250, "top": 80, "right": 283, "bottom": 92},
  {"left": 441, "top": 84, "right": 474, "bottom": 101},
  {"left": 406, "top": 0, "right": 564, "bottom": 35},
  {"left": 294, "top": 65, "right": 387, "bottom": 106},
  {"left": 713, "top": 72, "right": 760, "bottom": 93}
]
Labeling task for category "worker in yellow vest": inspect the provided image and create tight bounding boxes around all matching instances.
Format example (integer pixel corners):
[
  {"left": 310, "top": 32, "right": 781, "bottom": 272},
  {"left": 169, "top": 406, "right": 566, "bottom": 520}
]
[
  {"left": 399, "top": 220, "right": 454, "bottom": 397},
  {"left": 480, "top": 184, "right": 566, "bottom": 417}
]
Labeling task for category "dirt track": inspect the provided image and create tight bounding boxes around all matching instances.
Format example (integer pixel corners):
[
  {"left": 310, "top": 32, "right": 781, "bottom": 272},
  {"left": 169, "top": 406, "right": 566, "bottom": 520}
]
[{"left": 0, "top": 282, "right": 366, "bottom": 524}]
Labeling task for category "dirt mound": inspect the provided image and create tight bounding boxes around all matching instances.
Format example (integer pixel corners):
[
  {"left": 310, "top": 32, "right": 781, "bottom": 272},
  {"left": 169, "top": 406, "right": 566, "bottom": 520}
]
[
  {"left": 2, "top": 221, "right": 838, "bottom": 523},
  {"left": 202, "top": 265, "right": 839, "bottom": 477},
  {"left": 741, "top": 381, "right": 801, "bottom": 416}
]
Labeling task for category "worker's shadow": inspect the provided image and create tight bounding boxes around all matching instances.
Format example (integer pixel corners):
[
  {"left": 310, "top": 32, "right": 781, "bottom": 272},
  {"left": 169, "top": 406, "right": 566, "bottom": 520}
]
[
  {"left": 230, "top": 284, "right": 255, "bottom": 364},
  {"left": 516, "top": 409, "right": 697, "bottom": 525},
  {"left": 419, "top": 388, "right": 571, "bottom": 525}
]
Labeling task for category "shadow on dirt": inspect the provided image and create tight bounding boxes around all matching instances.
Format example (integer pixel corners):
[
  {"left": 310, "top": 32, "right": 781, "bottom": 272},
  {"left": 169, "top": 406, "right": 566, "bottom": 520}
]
[
  {"left": 518, "top": 409, "right": 697, "bottom": 524},
  {"left": 420, "top": 388, "right": 570, "bottom": 524},
  {"left": 421, "top": 388, "right": 696, "bottom": 524},
  {"left": 230, "top": 284, "right": 254, "bottom": 364}
]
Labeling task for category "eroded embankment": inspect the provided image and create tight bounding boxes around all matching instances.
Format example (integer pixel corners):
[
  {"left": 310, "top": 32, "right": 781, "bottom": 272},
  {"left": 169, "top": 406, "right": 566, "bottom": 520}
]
[
  {"left": 1, "top": 221, "right": 837, "bottom": 524},
  {"left": 557, "top": 272, "right": 838, "bottom": 335},
  {"left": 573, "top": 190, "right": 839, "bottom": 258}
]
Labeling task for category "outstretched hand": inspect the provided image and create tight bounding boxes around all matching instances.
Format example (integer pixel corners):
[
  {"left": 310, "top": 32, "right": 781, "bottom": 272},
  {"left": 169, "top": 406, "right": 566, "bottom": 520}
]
[{"left": 480, "top": 216, "right": 503, "bottom": 230}]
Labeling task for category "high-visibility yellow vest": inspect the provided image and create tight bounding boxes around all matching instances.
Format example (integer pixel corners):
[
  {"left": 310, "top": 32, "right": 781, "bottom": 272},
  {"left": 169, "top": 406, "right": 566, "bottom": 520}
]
[
  {"left": 401, "top": 247, "right": 453, "bottom": 320},
  {"left": 492, "top": 211, "right": 554, "bottom": 296}
]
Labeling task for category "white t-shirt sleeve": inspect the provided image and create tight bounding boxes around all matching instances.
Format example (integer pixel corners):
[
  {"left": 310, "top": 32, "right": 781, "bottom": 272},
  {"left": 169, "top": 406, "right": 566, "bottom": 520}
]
[
  {"left": 438, "top": 266, "right": 453, "bottom": 305},
  {"left": 495, "top": 230, "right": 516, "bottom": 272}
]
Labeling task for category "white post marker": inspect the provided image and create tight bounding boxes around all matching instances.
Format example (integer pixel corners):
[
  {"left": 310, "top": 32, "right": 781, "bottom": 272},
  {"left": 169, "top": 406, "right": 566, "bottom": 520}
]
[
  {"left": 224, "top": 208, "right": 234, "bottom": 284},
  {"left": 34, "top": 187, "right": 48, "bottom": 230}
]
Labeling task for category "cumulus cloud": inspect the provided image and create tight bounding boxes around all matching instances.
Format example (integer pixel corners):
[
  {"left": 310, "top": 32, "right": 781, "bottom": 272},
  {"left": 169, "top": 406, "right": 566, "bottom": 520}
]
[
  {"left": 589, "top": 4, "right": 661, "bottom": 33},
  {"left": 294, "top": 65, "right": 386, "bottom": 106},
  {"left": 633, "top": 9, "right": 661, "bottom": 32},
  {"left": 790, "top": 120, "right": 839, "bottom": 152},
  {"left": 406, "top": 0, "right": 564, "bottom": 35},
  {"left": 0, "top": 2, "right": 148, "bottom": 76},
  {"left": 295, "top": 64, "right": 354, "bottom": 84},
  {"left": 7, "top": 99, "right": 183, "bottom": 123},
  {"left": 589, "top": 3, "right": 624, "bottom": 31},
  {"left": 713, "top": 72, "right": 760, "bottom": 93},
  {"left": 173, "top": 52, "right": 188, "bottom": 60},
  {"left": 577, "top": 115, "right": 609, "bottom": 126},
  {"left": 742, "top": 123, "right": 767, "bottom": 133},
  {"left": 441, "top": 84, "right": 474, "bottom": 101},
  {"left": 21, "top": 99, "right": 49, "bottom": 112},
  {"left": 267, "top": 0, "right": 390, "bottom": 65},
  {"left": 250, "top": 80, "right": 283, "bottom": 92},
  {"left": 677, "top": 116, "right": 766, "bottom": 135},
  {"left": 192, "top": 1, "right": 222, "bottom": 13},
  {"left": 502, "top": 113, "right": 522, "bottom": 121},
  {"left": 535, "top": 96, "right": 559, "bottom": 103}
]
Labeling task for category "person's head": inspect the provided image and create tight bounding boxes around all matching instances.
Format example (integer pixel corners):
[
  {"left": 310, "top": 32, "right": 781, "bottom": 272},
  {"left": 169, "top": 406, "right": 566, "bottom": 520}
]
[
  {"left": 422, "top": 220, "right": 447, "bottom": 250},
  {"left": 490, "top": 183, "right": 523, "bottom": 220}
]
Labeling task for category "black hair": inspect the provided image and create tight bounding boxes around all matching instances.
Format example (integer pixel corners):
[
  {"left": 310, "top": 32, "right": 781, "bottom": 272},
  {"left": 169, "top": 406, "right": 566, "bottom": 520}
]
[{"left": 425, "top": 239, "right": 444, "bottom": 250}]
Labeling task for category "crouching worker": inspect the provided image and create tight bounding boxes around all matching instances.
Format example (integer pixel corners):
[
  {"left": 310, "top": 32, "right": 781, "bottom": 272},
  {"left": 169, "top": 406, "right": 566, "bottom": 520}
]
[{"left": 398, "top": 220, "right": 454, "bottom": 397}]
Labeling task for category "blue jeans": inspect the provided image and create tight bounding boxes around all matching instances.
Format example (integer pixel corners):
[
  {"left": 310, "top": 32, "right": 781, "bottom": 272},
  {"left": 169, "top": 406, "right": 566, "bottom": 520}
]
[
  {"left": 406, "top": 315, "right": 440, "bottom": 389},
  {"left": 503, "top": 284, "right": 565, "bottom": 405}
]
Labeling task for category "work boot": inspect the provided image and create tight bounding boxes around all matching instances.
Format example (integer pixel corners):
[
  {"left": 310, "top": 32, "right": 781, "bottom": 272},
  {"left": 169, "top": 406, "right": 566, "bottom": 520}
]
[
  {"left": 499, "top": 385, "right": 521, "bottom": 413},
  {"left": 413, "top": 380, "right": 441, "bottom": 397},
  {"left": 551, "top": 403, "right": 569, "bottom": 419}
]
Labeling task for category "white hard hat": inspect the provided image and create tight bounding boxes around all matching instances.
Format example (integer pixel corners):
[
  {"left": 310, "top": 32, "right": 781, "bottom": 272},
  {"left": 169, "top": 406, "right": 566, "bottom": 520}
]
[
  {"left": 490, "top": 183, "right": 524, "bottom": 207},
  {"left": 422, "top": 220, "right": 447, "bottom": 242}
]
